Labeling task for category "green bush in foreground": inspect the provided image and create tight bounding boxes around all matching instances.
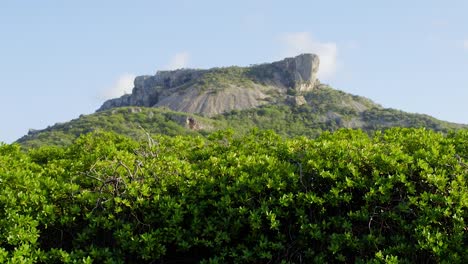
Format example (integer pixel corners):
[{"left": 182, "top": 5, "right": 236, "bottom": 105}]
[{"left": 0, "top": 128, "right": 467, "bottom": 263}]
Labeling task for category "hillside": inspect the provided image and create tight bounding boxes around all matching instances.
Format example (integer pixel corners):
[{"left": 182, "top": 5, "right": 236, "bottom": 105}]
[
  {"left": 15, "top": 53, "right": 467, "bottom": 147},
  {"left": 17, "top": 84, "right": 466, "bottom": 148}
]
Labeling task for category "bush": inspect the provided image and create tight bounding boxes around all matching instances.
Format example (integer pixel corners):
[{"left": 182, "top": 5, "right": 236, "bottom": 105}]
[{"left": 0, "top": 128, "right": 466, "bottom": 263}]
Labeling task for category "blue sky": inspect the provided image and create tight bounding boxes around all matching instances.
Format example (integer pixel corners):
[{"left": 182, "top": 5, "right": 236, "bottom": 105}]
[{"left": 1, "top": 0, "right": 467, "bottom": 143}]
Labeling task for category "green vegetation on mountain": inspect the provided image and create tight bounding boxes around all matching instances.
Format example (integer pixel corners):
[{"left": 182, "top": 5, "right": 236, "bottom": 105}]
[
  {"left": 18, "top": 54, "right": 465, "bottom": 148},
  {"left": 1, "top": 128, "right": 467, "bottom": 262},
  {"left": 216, "top": 86, "right": 465, "bottom": 136},
  {"left": 17, "top": 108, "right": 217, "bottom": 148},
  {"left": 17, "top": 85, "right": 467, "bottom": 148},
  {"left": 195, "top": 66, "right": 255, "bottom": 91}
]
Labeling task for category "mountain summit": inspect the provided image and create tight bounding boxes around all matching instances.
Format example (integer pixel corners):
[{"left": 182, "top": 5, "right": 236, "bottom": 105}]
[
  {"left": 17, "top": 54, "right": 467, "bottom": 148},
  {"left": 98, "top": 54, "right": 320, "bottom": 116}
]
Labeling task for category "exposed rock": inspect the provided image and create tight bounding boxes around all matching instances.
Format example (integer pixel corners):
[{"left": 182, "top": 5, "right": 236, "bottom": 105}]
[
  {"left": 186, "top": 117, "right": 198, "bottom": 130},
  {"left": 128, "top": 107, "right": 142, "bottom": 113},
  {"left": 158, "top": 113, "right": 211, "bottom": 131},
  {"left": 292, "top": 53, "right": 320, "bottom": 90},
  {"left": 28, "top": 129, "right": 39, "bottom": 135},
  {"left": 99, "top": 69, "right": 208, "bottom": 112},
  {"left": 155, "top": 84, "right": 272, "bottom": 117},
  {"left": 286, "top": 95, "right": 307, "bottom": 106},
  {"left": 249, "top": 53, "right": 319, "bottom": 92},
  {"left": 97, "top": 54, "right": 321, "bottom": 116}
]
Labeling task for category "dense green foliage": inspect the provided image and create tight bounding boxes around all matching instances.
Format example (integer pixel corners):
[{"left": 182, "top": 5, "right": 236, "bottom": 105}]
[
  {"left": 1, "top": 128, "right": 467, "bottom": 263},
  {"left": 17, "top": 86, "right": 466, "bottom": 149}
]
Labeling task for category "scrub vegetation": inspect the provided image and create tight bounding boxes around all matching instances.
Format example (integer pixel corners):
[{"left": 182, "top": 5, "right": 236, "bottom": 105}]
[{"left": 1, "top": 128, "right": 467, "bottom": 263}]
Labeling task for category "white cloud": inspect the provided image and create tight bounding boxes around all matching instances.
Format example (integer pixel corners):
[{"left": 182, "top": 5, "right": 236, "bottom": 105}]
[
  {"left": 280, "top": 32, "right": 338, "bottom": 80},
  {"left": 101, "top": 73, "right": 136, "bottom": 99},
  {"left": 166, "top": 52, "right": 190, "bottom": 70},
  {"left": 464, "top": 39, "right": 468, "bottom": 50}
]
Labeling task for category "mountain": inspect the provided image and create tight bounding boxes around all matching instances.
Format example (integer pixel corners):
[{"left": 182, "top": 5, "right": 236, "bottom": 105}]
[
  {"left": 98, "top": 54, "right": 320, "bottom": 116},
  {"left": 17, "top": 54, "right": 467, "bottom": 148}
]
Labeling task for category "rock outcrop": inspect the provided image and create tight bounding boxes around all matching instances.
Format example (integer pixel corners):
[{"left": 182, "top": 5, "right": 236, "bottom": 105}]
[
  {"left": 286, "top": 95, "right": 307, "bottom": 106},
  {"left": 251, "top": 53, "right": 319, "bottom": 92},
  {"left": 98, "top": 54, "right": 320, "bottom": 116}
]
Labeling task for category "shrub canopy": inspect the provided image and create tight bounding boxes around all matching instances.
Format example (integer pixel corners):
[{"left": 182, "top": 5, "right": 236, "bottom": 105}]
[{"left": 0, "top": 128, "right": 467, "bottom": 263}]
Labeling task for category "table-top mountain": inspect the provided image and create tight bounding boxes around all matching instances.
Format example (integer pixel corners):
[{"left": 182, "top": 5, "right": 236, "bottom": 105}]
[
  {"left": 98, "top": 54, "right": 320, "bottom": 116},
  {"left": 17, "top": 54, "right": 467, "bottom": 148}
]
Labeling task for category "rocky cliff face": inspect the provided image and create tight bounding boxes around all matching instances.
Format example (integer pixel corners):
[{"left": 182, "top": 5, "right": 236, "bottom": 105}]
[
  {"left": 251, "top": 53, "right": 320, "bottom": 92},
  {"left": 98, "top": 54, "right": 320, "bottom": 116}
]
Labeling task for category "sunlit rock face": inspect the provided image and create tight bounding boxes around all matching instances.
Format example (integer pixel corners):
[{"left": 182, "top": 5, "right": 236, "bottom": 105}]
[{"left": 97, "top": 54, "right": 321, "bottom": 116}]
